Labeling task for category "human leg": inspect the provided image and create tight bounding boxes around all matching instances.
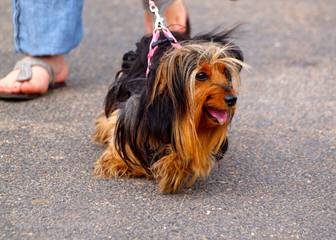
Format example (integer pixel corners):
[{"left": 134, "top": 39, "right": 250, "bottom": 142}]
[
  {"left": 0, "top": 0, "right": 84, "bottom": 98},
  {"left": 143, "top": 0, "right": 189, "bottom": 34}
]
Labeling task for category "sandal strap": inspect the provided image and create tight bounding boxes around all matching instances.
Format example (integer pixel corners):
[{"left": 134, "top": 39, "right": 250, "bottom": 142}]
[{"left": 13, "top": 58, "right": 56, "bottom": 85}]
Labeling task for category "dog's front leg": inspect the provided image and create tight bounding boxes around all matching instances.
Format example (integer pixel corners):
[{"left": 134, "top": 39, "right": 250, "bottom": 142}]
[{"left": 152, "top": 152, "right": 191, "bottom": 193}]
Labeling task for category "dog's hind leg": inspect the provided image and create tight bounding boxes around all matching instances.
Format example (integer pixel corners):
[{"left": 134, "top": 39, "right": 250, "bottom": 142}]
[
  {"left": 94, "top": 143, "right": 150, "bottom": 179},
  {"left": 92, "top": 111, "right": 119, "bottom": 145}
]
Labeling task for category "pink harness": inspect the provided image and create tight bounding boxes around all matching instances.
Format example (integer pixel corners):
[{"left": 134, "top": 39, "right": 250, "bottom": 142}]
[{"left": 146, "top": 0, "right": 181, "bottom": 76}]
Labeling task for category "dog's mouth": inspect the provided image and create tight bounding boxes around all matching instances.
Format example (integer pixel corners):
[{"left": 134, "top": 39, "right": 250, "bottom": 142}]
[{"left": 205, "top": 107, "right": 229, "bottom": 125}]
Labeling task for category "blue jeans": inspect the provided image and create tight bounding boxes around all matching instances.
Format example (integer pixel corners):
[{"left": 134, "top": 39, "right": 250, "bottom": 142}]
[
  {"left": 12, "top": 0, "right": 174, "bottom": 56},
  {"left": 12, "top": 0, "right": 84, "bottom": 56}
]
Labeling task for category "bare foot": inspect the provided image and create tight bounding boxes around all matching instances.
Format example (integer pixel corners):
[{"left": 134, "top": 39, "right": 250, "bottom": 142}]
[
  {"left": 0, "top": 55, "right": 68, "bottom": 95},
  {"left": 144, "top": 0, "right": 188, "bottom": 34}
]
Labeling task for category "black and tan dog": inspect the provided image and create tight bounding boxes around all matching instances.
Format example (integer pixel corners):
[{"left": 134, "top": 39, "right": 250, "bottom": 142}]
[{"left": 93, "top": 29, "right": 246, "bottom": 193}]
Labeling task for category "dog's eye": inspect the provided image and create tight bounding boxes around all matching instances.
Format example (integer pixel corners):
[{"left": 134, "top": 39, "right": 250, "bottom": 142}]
[
  {"left": 196, "top": 72, "right": 208, "bottom": 81},
  {"left": 224, "top": 68, "right": 232, "bottom": 82}
]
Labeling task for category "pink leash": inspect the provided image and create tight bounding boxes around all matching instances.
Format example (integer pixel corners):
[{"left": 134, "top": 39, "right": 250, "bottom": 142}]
[{"left": 146, "top": 0, "right": 181, "bottom": 76}]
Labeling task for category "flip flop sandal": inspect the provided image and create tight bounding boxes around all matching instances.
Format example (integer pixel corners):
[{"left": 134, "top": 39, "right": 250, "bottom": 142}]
[{"left": 0, "top": 57, "right": 66, "bottom": 101}]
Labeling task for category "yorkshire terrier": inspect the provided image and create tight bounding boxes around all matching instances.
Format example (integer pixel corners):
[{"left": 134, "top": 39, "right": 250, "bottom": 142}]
[{"left": 93, "top": 28, "right": 246, "bottom": 193}]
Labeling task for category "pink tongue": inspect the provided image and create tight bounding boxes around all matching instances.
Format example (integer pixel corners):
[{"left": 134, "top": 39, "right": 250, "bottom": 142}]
[{"left": 208, "top": 109, "right": 228, "bottom": 125}]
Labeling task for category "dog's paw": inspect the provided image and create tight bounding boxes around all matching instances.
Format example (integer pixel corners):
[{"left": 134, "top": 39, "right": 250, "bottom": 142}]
[
  {"left": 93, "top": 150, "right": 129, "bottom": 178},
  {"left": 94, "top": 146, "right": 150, "bottom": 179}
]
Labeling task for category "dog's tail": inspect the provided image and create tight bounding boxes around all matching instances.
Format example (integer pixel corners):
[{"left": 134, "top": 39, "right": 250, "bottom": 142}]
[{"left": 92, "top": 111, "right": 119, "bottom": 144}]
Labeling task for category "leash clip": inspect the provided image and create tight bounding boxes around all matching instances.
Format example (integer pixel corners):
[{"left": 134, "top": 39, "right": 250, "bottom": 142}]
[{"left": 149, "top": 0, "right": 165, "bottom": 29}]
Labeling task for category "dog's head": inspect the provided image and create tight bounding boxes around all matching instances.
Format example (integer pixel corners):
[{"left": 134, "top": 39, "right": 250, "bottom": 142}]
[
  {"left": 146, "top": 31, "right": 245, "bottom": 137},
  {"left": 189, "top": 42, "right": 242, "bottom": 129}
]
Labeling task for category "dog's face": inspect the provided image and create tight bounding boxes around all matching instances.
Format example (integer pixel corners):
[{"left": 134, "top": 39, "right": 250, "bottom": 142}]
[
  {"left": 146, "top": 41, "right": 244, "bottom": 139},
  {"left": 194, "top": 61, "right": 238, "bottom": 129}
]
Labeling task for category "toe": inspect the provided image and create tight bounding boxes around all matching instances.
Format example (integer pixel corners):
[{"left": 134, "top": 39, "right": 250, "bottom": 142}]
[
  {"left": 11, "top": 81, "right": 22, "bottom": 94},
  {"left": 0, "top": 71, "right": 19, "bottom": 94},
  {"left": 20, "top": 67, "right": 50, "bottom": 94}
]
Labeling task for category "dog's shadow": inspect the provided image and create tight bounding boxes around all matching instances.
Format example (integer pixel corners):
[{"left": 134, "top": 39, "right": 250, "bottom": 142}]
[
  {"left": 187, "top": 152, "right": 242, "bottom": 195},
  {"left": 90, "top": 136, "right": 261, "bottom": 197},
  {"left": 187, "top": 143, "right": 264, "bottom": 198}
]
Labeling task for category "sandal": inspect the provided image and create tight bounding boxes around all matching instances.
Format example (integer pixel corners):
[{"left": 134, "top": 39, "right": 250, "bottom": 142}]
[{"left": 0, "top": 57, "right": 66, "bottom": 101}]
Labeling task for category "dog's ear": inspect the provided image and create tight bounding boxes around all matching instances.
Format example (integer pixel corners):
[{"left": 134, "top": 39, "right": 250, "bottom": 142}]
[
  {"left": 193, "top": 29, "right": 244, "bottom": 71},
  {"left": 228, "top": 44, "right": 244, "bottom": 72},
  {"left": 145, "top": 92, "right": 174, "bottom": 143},
  {"left": 143, "top": 62, "right": 190, "bottom": 144}
]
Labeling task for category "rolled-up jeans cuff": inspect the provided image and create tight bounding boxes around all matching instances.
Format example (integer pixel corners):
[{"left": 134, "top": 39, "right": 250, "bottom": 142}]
[
  {"left": 12, "top": 0, "right": 84, "bottom": 56},
  {"left": 142, "top": 0, "right": 176, "bottom": 12}
]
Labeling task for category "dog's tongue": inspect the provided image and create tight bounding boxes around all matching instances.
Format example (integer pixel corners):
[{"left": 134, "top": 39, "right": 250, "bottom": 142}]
[{"left": 208, "top": 108, "right": 228, "bottom": 125}]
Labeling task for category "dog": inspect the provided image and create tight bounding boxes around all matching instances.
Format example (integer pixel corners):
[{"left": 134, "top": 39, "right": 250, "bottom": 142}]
[{"left": 93, "top": 28, "right": 246, "bottom": 193}]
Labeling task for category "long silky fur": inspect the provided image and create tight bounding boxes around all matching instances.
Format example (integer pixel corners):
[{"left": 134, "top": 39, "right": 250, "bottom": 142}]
[{"left": 98, "top": 28, "right": 245, "bottom": 192}]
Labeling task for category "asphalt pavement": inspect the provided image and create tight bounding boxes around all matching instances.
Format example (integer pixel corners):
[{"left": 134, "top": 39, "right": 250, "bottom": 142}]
[{"left": 0, "top": 0, "right": 335, "bottom": 239}]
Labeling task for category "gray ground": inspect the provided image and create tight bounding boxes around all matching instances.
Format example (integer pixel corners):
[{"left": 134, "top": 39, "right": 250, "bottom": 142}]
[{"left": 1, "top": 0, "right": 335, "bottom": 239}]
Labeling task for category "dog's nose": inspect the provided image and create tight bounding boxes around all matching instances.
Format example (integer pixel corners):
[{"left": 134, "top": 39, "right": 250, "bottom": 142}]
[{"left": 224, "top": 95, "right": 237, "bottom": 107}]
